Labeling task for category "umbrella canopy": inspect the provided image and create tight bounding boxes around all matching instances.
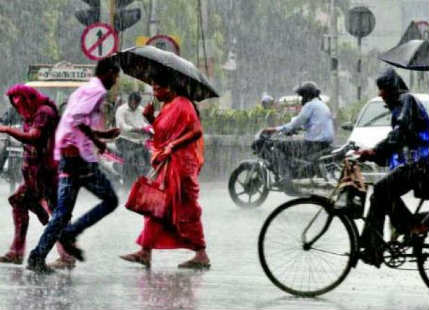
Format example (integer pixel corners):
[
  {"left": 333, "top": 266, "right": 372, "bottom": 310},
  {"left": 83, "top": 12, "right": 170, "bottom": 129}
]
[
  {"left": 378, "top": 39, "right": 429, "bottom": 71},
  {"left": 115, "top": 46, "right": 219, "bottom": 102}
]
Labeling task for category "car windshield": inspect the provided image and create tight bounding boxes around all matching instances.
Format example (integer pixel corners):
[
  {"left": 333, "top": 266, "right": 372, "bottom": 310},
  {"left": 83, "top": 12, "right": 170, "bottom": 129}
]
[
  {"left": 356, "top": 99, "right": 429, "bottom": 127},
  {"left": 34, "top": 87, "right": 76, "bottom": 107}
]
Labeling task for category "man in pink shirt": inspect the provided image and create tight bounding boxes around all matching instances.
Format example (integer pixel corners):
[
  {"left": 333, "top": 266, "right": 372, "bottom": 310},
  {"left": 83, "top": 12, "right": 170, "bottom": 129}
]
[{"left": 27, "top": 58, "right": 121, "bottom": 274}]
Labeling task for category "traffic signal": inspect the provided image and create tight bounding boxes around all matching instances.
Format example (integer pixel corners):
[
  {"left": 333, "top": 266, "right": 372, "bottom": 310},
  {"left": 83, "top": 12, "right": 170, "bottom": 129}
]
[
  {"left": 114, "top": 0, "right": 141, "bottom": 32},
  {"left": 75, "top": 0, "right": 100, "bottom": 26}
]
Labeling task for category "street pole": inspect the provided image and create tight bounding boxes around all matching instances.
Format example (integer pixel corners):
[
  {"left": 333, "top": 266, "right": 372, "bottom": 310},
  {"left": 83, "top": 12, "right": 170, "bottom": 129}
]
[
  {"left": 109, "top": 0, "right": 115, "bottom": 29},
  {"left": 149, "top": 0, "right": 158, "bottom": 37},
  {"left": 357, "top": 37, "right": 362, "bottom": 101},
  {"left": 109, "top": 0, "right": 120, "bottom": 125},
  {"left": 330, "top": 0, "right": 339, "bottom": 127},
  {"left": 199, "top": 0, "right": 210, "bottom": 76}
]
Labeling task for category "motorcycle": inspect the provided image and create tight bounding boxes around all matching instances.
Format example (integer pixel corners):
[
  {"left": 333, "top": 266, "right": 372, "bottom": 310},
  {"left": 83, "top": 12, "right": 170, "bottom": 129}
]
[
  {"left": 98, "top": 142, "right": 125, "bottom": 189},
  {"left": 228, "top": 130, "right": 359, "bottom": 208},
  {"left": 0, "top": 133, "right": 23, "bottom": 193},
  {"left": 99, "top": 127, "right": 153, "bottom": 190}
]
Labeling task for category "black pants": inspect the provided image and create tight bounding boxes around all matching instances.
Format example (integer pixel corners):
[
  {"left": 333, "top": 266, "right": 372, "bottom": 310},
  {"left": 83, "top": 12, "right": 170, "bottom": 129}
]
[
  {"left": 116, "top": 138, "right": 151, "bottom": 187},
  {"left": 360, "top": 159, "right": 429, "bottom": 263},
  {"left": 274, "top": 139, "right": 331, "bottom": 179}
]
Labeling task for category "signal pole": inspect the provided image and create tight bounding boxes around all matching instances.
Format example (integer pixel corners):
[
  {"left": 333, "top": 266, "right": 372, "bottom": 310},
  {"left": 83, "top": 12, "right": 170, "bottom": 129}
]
[
  {"left": 109, "top": 0, "right": 116, "bottom": 26},
  {"left": 149, "top": 0, "right": 158, "bottom": 36},
  {"left": 330, "top": 0, "right": 340, "bottom": 126}
]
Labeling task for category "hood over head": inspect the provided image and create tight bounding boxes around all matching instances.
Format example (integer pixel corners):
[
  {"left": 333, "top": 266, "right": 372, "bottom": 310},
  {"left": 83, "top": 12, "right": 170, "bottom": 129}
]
[
  {"left": 376, "top": 68, "right": 409, "bottom": 94},
  {"left": 6, "top": 84, "right": 58, "bottom": 120}
]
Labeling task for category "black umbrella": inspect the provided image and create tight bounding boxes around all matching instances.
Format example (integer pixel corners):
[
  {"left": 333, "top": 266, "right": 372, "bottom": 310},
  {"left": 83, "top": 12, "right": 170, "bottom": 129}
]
[
  {"left": 114, "top": 46, "right": 219, "bottom": 102},
  {"left": 379, "top": 39, "right": 429, "bottom": 71}
]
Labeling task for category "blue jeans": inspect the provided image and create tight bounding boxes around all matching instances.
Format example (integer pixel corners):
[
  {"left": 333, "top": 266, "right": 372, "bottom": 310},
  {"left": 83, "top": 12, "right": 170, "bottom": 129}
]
[{"left": 31, "top": 157, "right": 118, "bottom": 260}]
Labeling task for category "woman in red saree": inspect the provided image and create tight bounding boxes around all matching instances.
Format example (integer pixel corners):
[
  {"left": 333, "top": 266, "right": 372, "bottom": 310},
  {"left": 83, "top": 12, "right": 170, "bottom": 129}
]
[{"left": 120, "top": 81, "right": 210, "bottom": 269}]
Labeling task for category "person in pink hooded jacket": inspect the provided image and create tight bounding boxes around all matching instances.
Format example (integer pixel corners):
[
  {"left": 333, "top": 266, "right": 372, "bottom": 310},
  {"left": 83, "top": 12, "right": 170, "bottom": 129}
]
[{"left": 0, "top": 84, "right": 74, "bottom": 269}]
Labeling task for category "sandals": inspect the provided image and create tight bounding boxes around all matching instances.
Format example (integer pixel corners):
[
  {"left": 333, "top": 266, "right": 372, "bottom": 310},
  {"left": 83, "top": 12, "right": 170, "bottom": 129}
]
[
  {"left": 178, "top": 259, "right": 211, "bottom": 270},
  {"left": 47, "top": 258, "right": 76, "bottom": 270},
  {"left": 120, "top": 252, "right": 151, "bottom": 268},
  {"left": 0, "top": 253, "right": 23, "bottom": 265}
]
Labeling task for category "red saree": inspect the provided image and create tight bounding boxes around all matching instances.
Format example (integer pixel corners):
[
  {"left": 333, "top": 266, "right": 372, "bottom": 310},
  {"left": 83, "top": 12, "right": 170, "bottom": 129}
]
[{"left": 136, "top": 96, "right": 206, "bottom": 250}]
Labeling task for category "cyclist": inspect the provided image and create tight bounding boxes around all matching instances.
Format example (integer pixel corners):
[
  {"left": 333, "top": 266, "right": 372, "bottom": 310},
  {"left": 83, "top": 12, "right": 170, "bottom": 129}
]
[
  {"left": 358, "top": 68, "right": 429, "bottom": 267},
  {"left": 263, "top": 81, "right": 335, "bottom": 190}
]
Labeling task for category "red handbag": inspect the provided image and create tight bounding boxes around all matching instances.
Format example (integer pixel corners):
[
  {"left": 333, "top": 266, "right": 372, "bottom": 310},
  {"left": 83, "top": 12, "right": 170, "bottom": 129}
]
[{"left": 125, "top": 161, "right": 169, "bottom": 219}]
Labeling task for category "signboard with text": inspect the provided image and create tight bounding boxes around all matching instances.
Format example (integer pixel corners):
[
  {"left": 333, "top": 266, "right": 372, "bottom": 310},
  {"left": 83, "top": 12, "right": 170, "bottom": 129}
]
[{"left": 28, "top": 63, "right": 94, "bottom": 81}]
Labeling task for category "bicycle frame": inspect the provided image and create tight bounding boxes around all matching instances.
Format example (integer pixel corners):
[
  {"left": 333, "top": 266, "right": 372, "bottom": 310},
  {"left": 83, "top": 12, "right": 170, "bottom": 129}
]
[{"left": 302, "top": 160, "right": 429, "bottom": 270}]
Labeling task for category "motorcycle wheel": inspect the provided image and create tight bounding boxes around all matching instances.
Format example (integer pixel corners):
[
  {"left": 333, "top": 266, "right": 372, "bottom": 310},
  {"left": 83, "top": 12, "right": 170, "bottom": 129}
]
[
  {"left": 228, "top": 162, "right": 269, "bottom": 208},
  {"left": 8, "top": 157, "right": 20, "bottom": 194}
]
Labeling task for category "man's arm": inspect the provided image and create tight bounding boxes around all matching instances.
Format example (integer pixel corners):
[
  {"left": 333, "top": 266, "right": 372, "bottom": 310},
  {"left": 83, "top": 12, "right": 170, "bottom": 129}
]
[
  {"left": 93, "top": 128, "right": 121, "bottom": 139},
  {"left": 373, "top": 95, "right": 415, "bottom": 161},
  {"left": 276, "top": 104, "right": 312, "bottom": 134},
  {"left": 77, "top": 124, "right": 107, "bottom": 153}
]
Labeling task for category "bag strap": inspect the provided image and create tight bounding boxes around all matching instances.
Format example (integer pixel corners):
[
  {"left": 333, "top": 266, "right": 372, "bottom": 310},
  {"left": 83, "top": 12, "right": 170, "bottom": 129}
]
[{"left": 148, "top": 159, "right": 169, "bottom": 181}]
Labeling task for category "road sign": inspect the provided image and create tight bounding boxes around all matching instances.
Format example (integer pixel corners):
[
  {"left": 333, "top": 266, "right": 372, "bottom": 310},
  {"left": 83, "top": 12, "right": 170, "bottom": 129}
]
[
  {"left": 346, "top": 7, "right": 376, "bottom": 39},
  {"left": 81, "top": 23, "right": 119, "bottom": 61},
  {"left": 146, "top": 35, "right": 180, "bottom": 55}
]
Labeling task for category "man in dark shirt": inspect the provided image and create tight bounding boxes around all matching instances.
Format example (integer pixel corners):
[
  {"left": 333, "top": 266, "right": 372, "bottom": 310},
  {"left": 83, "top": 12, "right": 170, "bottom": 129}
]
[{"left": 358, "top": 68, "right": 429, "bottom": 267}]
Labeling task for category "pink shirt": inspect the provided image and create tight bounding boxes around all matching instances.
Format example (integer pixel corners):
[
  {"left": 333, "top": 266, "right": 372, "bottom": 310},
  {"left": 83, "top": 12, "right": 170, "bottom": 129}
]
[{"left": 55, "top": 77, "right": 106, "bottom": 162}]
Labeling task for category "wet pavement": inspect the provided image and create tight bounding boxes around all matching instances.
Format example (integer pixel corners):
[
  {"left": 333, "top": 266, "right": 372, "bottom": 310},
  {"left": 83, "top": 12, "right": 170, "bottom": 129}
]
[{"left": 0, "top": 182, "right": 429, "bottom": 310}]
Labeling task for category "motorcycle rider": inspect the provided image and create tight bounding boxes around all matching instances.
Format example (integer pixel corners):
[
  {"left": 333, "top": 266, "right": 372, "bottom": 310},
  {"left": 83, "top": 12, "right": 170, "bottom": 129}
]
[
  {"left": 115, "top": 91, "right": 151, "bottom": 187},
  {"left": 263, "top": 81, "right": 335, "bottom": 190},
  {"left": 357, "top": 68, "right": 429, "bottom": 268}
]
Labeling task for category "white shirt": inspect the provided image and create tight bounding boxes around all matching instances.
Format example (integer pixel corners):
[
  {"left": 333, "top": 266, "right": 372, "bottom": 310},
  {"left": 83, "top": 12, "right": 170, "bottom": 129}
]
[
  {"left": 276, "top": 98, "right": 335, "bottom": 143},
  {"left": 115, "top": 103, "right": 148, "bottom": 144}
]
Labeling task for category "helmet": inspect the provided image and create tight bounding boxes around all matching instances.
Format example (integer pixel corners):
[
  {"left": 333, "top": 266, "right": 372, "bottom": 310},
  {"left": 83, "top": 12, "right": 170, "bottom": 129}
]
[
  {"left": 293, "top": 81, "right": 321, "bottom": 99},
  {"left": 261, "top": 93, "right": 274, "bottom": 108}
]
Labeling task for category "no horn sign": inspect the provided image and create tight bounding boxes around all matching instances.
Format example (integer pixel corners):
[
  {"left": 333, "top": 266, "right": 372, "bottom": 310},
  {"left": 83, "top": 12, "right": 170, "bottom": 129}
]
[{"left": 81, "top": 23, "right": 119, "bottom": 61}]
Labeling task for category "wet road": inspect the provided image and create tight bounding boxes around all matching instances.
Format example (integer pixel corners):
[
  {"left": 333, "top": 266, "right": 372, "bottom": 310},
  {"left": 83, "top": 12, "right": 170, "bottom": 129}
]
[{"left": 0, "top": 182, "right": 428, "bottom": 310}]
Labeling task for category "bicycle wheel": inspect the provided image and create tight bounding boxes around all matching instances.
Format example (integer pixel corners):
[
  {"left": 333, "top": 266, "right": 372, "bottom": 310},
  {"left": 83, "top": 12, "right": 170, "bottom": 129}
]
[
  {"left": 414, "top": 233, "right": 429, "bottom": 288},
  {"left": 258, "top": 197, "right": 358, "bottom": 297},
  {"left": 228, "top": 162, "right": 269, "bottom": 208}
]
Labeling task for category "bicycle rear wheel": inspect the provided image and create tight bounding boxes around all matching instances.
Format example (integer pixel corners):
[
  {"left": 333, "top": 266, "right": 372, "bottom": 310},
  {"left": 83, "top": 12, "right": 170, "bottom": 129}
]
[
  {"left": 414, "top": 233, "right": 429, "bottom": 288},
  {"left": 258, "top": 197, "right": 358, "bottom": 297}
]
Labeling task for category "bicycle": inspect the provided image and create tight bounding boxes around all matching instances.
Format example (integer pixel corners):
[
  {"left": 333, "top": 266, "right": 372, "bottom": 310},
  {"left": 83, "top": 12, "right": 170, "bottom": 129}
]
[{"left": 258, "top": 156, "right": 429, "bottom": 297}]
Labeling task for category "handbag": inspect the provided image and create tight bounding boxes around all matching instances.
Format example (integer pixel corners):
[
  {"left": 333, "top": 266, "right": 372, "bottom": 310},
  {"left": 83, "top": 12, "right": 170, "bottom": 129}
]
[{"left": 125, "top": 161, "right": 169, "bottom": 219}]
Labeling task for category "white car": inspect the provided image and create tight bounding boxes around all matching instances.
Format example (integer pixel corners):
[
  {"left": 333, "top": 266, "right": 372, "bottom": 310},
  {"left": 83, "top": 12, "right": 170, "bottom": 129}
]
[
  {"left": 345, "top": 93, "right": 429, "bottom": 148},
  {"left": 342, "top": 93, "right": 429, "bottom": 181}
]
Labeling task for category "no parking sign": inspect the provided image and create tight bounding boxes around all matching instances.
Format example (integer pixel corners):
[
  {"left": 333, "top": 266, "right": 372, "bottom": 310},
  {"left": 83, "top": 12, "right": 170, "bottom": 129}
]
[{"left": 81, "top": 23, "right": 119, "bottom": 61}]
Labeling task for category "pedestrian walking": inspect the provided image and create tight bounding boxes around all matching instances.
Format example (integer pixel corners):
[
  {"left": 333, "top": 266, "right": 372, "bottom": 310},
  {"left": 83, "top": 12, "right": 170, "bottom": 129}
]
[
  {"left": 115, "top": 92, "right": 152, "bottom": 187},
  {"left": 0, "top": 84, "right": 75, "bottom": 269},
  {"left": 120, "top": 76, "right": 210, "bottom": 269},
  {"left": 27, "top": 58, "right": 121, "bottom": 274}
]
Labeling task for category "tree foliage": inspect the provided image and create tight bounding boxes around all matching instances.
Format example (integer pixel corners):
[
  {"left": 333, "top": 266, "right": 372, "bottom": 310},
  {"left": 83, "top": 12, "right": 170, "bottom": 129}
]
[{"left": 0, "top": 0, "right": 366, "bottom": 115}]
